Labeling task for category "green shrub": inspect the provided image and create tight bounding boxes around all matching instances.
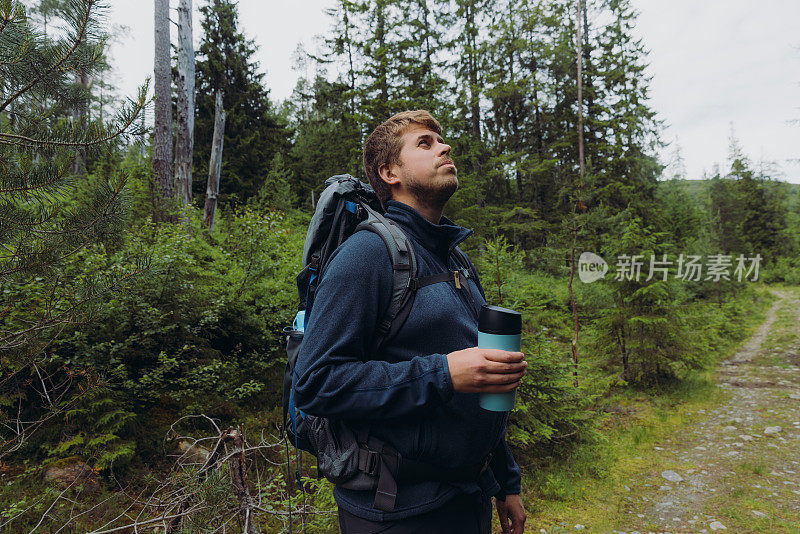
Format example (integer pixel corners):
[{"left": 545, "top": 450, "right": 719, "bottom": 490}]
[{"left": 33, "top": 206, "right": 304, "bottom": 466}]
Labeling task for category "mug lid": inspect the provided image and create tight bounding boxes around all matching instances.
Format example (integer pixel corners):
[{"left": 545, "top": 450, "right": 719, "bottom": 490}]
[{"left": 479, "top": 305, "right": 521, "bottom": 335}]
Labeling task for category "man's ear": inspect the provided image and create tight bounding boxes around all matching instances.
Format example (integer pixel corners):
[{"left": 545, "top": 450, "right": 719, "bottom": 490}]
[{"left": 378, "top": 163, "right": 401, "bottom": 186}]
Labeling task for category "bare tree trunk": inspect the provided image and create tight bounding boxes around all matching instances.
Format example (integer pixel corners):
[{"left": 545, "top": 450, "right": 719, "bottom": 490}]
[
  {"left": 138, "top": 112, "right": 146, "bottom": 163},
  {"left": 153, "top": 0, "right": 173, "bottom": 220},
  {"left": 581, "top": 0, "right": 598, "bottom": 170},
  {"left": 203, "top": 91, "right": 225, "bottom": 231},
  {"left": 71, "top": 69, "right": 91, "bottom": 177},
  {"left": 618, "top": 326, "right": 630, "bottom": 381},
  {"left": 227, "top": 428, "right": 257, "bottom": 534},
  {"left": 576, "top": 0, "right": 585, "bottom": 182},
  {"left": 174, "top": 0, "right": 195, "bottom": 206},
  {"left": 465, "top": 1, "right": 481, "bottom": 140},
  {"left": 567, "top": 0, "right": 586, "bottom": 388}
]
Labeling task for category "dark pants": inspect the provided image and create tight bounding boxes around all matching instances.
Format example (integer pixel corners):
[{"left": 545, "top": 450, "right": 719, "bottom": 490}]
[{"left": 337, "top": 492, "right": 493, "bottom": 534}]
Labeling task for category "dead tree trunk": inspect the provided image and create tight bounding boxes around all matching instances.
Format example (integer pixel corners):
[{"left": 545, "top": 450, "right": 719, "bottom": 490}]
[
  {"left": 568, "top": 0, "right": 586, "bottom": 388},
  {"left": 227, "top": 428, "right": 257, "bottom": 534},
  {"left": 153, "top": 0, "right": 173, "bottom": 219},
  {"left": 203, "top": 91, "right": 225, "bottom": 231},
  {"left": 174, "top": 0, "right": 195, "bottom": 206},
  {"left": 167, "top": 427, "right": 255, "bottom": 534},
  {"left": 71, "top": 69, "right": 91, "bottom": 177},
  {"left": 618, "top": 326, "right": 630, "bottom": 381}
]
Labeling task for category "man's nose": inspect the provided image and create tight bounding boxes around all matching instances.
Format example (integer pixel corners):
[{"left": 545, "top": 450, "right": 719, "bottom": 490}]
[{"left": 438, "top": 142, "right": 451, "bottom": 156}]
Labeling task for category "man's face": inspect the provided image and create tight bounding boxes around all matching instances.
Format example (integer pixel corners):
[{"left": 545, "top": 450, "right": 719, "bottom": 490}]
[{"left": 393, "top": 126, "right": 458, "bottom": 207}]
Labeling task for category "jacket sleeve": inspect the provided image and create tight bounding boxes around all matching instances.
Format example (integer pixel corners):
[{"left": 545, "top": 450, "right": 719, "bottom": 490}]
[
  {"left": 489, "top": 434, "right": 522, "bottom": 499},
  {"left": 293, "top": 232, "right": 455, "bottom": 421}
]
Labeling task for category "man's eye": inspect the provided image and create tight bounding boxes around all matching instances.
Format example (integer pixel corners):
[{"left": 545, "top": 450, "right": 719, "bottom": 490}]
[{"left": 419, "top": 140, "right": 429, "bottom": 146}]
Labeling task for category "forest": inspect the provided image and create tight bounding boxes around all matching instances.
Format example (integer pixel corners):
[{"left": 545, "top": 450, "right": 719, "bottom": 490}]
[{"left": 2, "top": 0, "right": 800, "bottom": 531}]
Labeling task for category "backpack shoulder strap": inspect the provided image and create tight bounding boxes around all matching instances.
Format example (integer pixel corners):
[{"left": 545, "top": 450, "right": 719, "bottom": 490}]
[
  {"left": 355, "top": 205, "right": 418, "bottom": 356},
  {"left": 452, "top": 246, "right": 485, "bottom": 300}
]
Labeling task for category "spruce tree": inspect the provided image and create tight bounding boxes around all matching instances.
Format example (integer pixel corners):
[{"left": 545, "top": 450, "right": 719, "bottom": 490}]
[
  {"left": 193, "top": 0, "right": 288, "bottom": 206},
  {"left": 589, "top": 0, "right": 662, "bottom": 220},
  {"left": 287, "top": 75, "right": 363, "bottom": 204}
]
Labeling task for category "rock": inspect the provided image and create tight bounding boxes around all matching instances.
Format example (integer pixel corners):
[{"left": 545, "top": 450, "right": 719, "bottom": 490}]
[
  {"left": 624, "top": 485, "right": 631, "bottom": 491},
  {"left": 177, "top": 439, "right": 211, "bottom": 463},
  {"left": 764, "top": 426, "right": 782, "bottom": 435},
  {"left": 695, "top": 446, "right": 707, "bottom": 451},
  {"left": 42, "top": 458, "right": 101, "bottom": 494},
  {"left": 662, "top": 470, "right": 684, "bottom": 482},
  {"left": 709, "top": 520, "right": 727, "bottom": 530},
  {"left": 751, "top": 510, "right": 768, "bottom": 518},
  {"left": 659, "top": 485, "right": 672, "bottom": 491},
  {"left": 788, "top": 393, "right": 800, "bottom": 400},
  {"left": 723, "top": 425, "right": 737, "bottom": 432},
  {"left": 575, "top": 525, "right": 585, "bottom": 531},
  {"left": 739, "top": 435, "right": 754, "bottom": 441}
]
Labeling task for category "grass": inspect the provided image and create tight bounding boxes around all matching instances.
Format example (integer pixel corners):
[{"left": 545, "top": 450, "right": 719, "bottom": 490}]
[{"left": 753, "top": 287, "right": 800, "bottom": 369}]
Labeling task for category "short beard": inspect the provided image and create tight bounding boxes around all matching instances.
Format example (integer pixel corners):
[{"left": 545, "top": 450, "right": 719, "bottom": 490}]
[{"left": 406, "top": 172, "right": 459, "bottom": 214}]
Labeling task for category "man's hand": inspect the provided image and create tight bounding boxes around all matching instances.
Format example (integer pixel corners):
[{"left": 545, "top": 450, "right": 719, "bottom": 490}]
[
  {"left": 446, "top": 347, "right": 527, "bottom": 393},
  {"left": 494, "top": 494, "right": 526, "bottom": 534}
]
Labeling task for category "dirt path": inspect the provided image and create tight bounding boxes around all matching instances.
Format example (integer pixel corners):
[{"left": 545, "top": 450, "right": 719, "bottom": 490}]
[{"left": 616, "top": 289, "right": 800, "bottom": 533}]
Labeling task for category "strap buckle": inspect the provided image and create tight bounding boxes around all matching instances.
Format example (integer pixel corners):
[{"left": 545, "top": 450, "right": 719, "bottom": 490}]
[{"left": 364, "top": 450, "right": 381, "bottom": 477}]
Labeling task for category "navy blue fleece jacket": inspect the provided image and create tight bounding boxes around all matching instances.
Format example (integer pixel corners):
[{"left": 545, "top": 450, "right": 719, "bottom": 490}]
[{"left": 293, "top": 200, "right": 522, "bottom": 521}]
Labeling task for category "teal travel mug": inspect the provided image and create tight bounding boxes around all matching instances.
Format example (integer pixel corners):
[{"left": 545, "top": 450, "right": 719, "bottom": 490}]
[{"left": 478, "top": 305, "right": 522, "bottom": 411}]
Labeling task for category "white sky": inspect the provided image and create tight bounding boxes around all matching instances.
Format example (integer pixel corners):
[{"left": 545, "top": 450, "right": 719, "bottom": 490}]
[{"left": 105, "top": 1, "right": 800, "bottom": 183}]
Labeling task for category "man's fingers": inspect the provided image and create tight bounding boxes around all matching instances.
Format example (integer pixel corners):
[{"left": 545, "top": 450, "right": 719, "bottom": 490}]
[
  {"left": 495, "top": 499, "right": 510, "bottom": 534},
  {"left": 485, "top": 360, "right": 528, "bottom": 374},
  {"left": 482, "top": 349, "right": 525, "bottom": 363},
  {"left": 482, "top": 370, "right": 526, "bottom": 385},
  {"left": 511, "top": 509, "right": 526, "bottom": 534}
]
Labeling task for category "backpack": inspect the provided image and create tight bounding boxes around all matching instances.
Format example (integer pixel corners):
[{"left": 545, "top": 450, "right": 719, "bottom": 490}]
[{"left": 282, "top": 174, "right": 486, "bottom": 513}]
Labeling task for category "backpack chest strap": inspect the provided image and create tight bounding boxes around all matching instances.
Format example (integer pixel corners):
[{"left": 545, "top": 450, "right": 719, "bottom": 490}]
[{"left": 408, "top": 268, "right": 471, "bottom": 291}]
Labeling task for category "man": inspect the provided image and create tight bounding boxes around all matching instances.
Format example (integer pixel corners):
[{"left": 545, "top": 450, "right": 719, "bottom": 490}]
[{"left": 294, "top": 110, "right": 527, "bottom": 534}]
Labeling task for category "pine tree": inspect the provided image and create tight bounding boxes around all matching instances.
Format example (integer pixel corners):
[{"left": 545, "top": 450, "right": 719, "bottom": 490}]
[
  {"left": 287, "top": 75, "right": 363, "bottom": 204},
  {"left": 708, "top": 133, "right": 794, "bottom": 261},
  {"left": 589, "top": 0, "right": 662, "bottom": 220},
  {"left": 293, "top": 0, "right": 453, "bottom": 205},
  {"left": 0, "top": 0, "right": 147, "bottom": 457},
  {"left": 252, "top": 153, "right": 296, "bottom": 213},
  {"left": 193, "top": 0, "right": 288, "bottom": 206}
]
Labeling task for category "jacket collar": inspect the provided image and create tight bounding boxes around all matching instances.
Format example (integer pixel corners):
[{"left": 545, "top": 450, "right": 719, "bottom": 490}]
[{"left": 384, "top": 200, "right": 473, "bottom": 257}]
